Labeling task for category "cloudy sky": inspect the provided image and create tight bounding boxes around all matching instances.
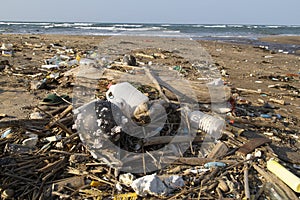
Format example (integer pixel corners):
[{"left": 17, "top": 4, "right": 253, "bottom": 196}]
[{"left": 0, "top": 0, "right": 299, "bottom": 25}]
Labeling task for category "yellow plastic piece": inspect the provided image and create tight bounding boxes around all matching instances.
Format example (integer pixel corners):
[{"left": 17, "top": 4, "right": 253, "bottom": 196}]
[
  {"left": 90, "top": 180, "right": 101, "bottom": 187},
  {"left": 113, "top": 192, "right": 138, "bottom": 200},
  {"left": 76, "top": 54, "right": 81, "bottom": 61},
  {"left": 267, "top": 159, "right": 300, "bottom": 193}
]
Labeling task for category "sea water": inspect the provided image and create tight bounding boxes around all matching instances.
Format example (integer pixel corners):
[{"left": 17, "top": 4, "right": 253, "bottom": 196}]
[{"left": 1, "top": 21, "right": 300, "bottom": 53}]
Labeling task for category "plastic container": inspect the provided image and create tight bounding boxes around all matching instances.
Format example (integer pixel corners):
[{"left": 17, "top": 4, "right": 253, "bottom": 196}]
[
  {"left": 106, "top": 82, "right": 149, "bottom": 114},
  {"left": 267, "top": 159, "right": 300, "bottom": 193},
  {"left": 189, "top": 111, "right": 224, "bottom": 139}
]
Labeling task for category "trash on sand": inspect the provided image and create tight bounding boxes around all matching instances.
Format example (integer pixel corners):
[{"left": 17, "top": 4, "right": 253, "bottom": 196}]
[
  {"left": 189, "top": 111, "right": 224, "bottom": 139},
  {"left": 123, "top": 54, "right": 137, "bottom": 66},
  {"left": 106, "top": 82, "right": 149, "bottom": 116},
  {"left": 113, "top": 192, "right": 138, "bottom": 200},
  {"left": 260, "top": 114, "right": 272, "bottom": 118},
  {"left": 267, "top": 159, "right": 300, "bottom": 193},
  {"left": 29, "top": 111, "right": 45, "bottom": 119},
  {"left": 204, "top": 162, "right": 226, "bottom": 168},
  {"left": 41, "top": 135, "right": 62, "bottom": 142},
  {"left": 39, "top": 93, "right": 70, "bottom": 106},
  {"left": 22, "top": 136, "right": 38, "bottom": 148},
  {"left": 1, "top": 129, "right": 12, "bottom": 138},
  {"left": 130, "top": 174, "right": 168, "bottom": 197},
  {"left": 119, "top": 173, "right": 135, "bottom": 187},
  {"left": 163, "top": 175, "right": 185, "bottom": 190},
  {"left": 41, "top": 64, "right": 59, "bottom": 69}
]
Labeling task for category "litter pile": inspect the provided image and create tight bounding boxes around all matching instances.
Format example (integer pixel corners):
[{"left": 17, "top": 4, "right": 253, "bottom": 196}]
[{"left": 0, "top": 35, "right": 299, "bottom": 199}]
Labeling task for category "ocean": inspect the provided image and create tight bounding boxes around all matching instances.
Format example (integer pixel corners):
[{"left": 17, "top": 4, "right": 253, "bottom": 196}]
[{"left": 1, "top": 21, "right": 300, "bottom": 53}]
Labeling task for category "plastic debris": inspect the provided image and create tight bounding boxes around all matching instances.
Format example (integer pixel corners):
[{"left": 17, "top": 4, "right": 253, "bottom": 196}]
[
  {"left": 267, "top": 159, "right": 300, "bottom": 193},
  {"left": 163, "top": 175, "right": 185, "bottom": 190},
  {"left": 113, "top": 192, "right": 138, "bottom": 200},
  {"left": 1, "top": 129, "right": 12, "bottom": 138},
  {"left": 130, "top": 174, "right": 168, "bottom": 197},
  {"left": 204, "top": 162, "right": 226, "bottom": 168},
  {"left": 119, "top": 173, "right": 135, "bottom": 187},
  {"left": 41, "top": 64, "right": 59, "bottom": 69},
  {"left": 189, "top": 111, "right": 224, "bottom": 139}
]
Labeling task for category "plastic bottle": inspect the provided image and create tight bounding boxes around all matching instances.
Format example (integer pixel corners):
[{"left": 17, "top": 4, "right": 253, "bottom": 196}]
[
  {"left": 189, "top": 111, "right": 224, "bottom": 139},
  {"left": 106, "top": 82, "right": 149, "bottom": 115}
]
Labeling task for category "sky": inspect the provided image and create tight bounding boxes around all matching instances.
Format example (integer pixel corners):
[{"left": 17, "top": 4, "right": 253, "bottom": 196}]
[{"left": 0, "top": 0, "right": 299, "bottom": 25}]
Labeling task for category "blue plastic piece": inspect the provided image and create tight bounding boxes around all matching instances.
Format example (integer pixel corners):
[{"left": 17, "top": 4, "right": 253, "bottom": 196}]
[
  {"left": 260, "top": 114, "right": 272, "bottom": 118},
  {"left": 1, "top": 129, "right": 12, "bottom": 138},
  {"left": 204, "top": 162, "right": 226, "bottom": 168}
]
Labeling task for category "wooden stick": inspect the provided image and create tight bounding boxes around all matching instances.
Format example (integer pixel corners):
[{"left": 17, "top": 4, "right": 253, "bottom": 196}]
[
  {"left": 143, "top": 135, "right": 210, "bottom": 146},
  {"left": 0, "top": 119, "right": 49, "bottom": 129},
  {"left": 244, "top": 164, "right": 250, "bottom": 200},
  {"left": 46, "top": 105, "right": 73, "bottom": 128}
]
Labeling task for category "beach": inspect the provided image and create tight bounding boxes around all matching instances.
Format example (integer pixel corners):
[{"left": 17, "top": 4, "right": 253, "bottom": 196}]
[
  {"left": 0, "top": 34, "right": 299, "bottom": 199},
  {"left": 1, "top": 34, "right": 299, "bottom": 119}
]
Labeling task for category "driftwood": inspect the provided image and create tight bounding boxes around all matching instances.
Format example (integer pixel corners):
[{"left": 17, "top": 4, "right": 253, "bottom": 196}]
[
  {"left": 143, "top": 135, "right": 211, "bottom": 146},
  {"left": 0, "top": 119, "right": 49, "bottom": 129}
]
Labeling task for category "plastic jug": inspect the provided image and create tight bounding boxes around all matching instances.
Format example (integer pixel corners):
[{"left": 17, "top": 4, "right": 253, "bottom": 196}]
[{"left": 106, "top": 82, "right": 149, "bottom": 114}]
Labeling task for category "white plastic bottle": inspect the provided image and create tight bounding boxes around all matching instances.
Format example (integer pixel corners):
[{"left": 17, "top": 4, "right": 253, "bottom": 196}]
[
  {"left": 106, "top": 82, "right": 149, "bottom": 115},
  {"left": 189, "top": 111, "right": 224, "bottom": 139}
]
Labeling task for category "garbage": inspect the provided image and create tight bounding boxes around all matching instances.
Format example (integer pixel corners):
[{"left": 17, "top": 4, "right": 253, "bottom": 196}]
[
  {"left": 41, "top": 64, "right": 59, "bottom": 69},
  {"left": 163, "top": 175, "right": 185, "bottom": 190},
  {"left": 260, "top": 114, "right": 272, "bottom": 118},
  {"left": 0, "top": 34, "right": 299, "bottom": 199},
  {"left": 122, "top": 54, "right": 137, "bottom": 66},
  {"left": 204, "top": 162, "right": 226, "bottom": 168},
  {"left": 29, "top": 111, "right": 45, "bottom": 119},
  {"left": 267, "top": 159, "right": 300, "bottom": 193},
  {"left": 106, "top": 82, "right": 149, "bottom": 116},
  {"left": 130, "top": 174, "right": 168, "bottom": 197},
  {"left": 189, "top": 111, "right": 224, "bottom": 139},
  {"left": 113, "top": 192, "right": 138, "bottom": 200},
  {"left": 1, "top": 129, "right": 12, "bottom": 138},
  {"left": 119, "top": 173, "right": 135, "bottom": 186},
  {"left": 39, "top": 93, "right": 70, "bottom": 106}
]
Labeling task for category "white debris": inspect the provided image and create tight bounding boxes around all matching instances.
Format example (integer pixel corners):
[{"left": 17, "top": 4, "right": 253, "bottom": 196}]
[
  {"left": 30, "top": 112, "right": 44, "bottom": 119},
  {"left": 119, "top": 173, "right": 135, "bottom": 187},
  {"left": 115, "top": 182, "right": 123, "bottom": 192},
  {"left": 22, "top": 134, "right": 38, "bottom": 148},
  {"left": 163, "top": 175, "right": 185, "bottom": 190},
  {"left": 130, "top": 174, "right": 167, "bottom": 197}
]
